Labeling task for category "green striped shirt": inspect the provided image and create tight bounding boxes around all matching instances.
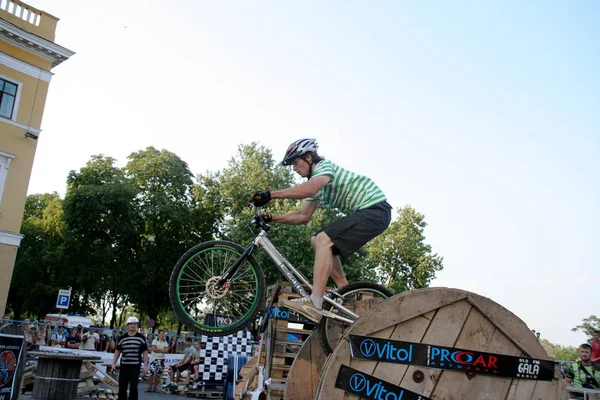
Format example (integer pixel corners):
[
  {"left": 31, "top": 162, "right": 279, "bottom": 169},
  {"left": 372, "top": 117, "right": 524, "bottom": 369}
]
[{"left": 306, "top": 160, "right": 387, "bottom": 214}]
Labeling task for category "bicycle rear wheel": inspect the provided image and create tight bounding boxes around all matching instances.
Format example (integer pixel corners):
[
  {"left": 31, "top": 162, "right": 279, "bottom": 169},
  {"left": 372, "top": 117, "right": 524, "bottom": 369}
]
[
  {"left": 169, "top": 240, "right": 265, "bottom": 336},
  {"left": 318, "top": 282, "right": 393, "bottom": 354}
]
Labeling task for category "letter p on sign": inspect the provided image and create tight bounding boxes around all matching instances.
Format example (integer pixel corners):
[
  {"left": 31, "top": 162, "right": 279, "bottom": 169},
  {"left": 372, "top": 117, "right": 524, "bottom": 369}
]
[{"left": 56, "top": 289, "right": 71, "bottom": 309}]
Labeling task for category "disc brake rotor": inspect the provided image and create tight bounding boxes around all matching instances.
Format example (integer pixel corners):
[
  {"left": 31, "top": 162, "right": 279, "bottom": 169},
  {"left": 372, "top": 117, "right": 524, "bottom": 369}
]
[{"left": 206, "top": 276, "right": 229, "bottom": 300}]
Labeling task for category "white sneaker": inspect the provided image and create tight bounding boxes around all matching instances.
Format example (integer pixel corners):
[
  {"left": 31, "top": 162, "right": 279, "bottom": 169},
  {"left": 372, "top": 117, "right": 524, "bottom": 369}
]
[
  {"left": 280, "top": 297, "right": 323, "bottom": 323},
  {"left": 192, "top": 382, "right": 198, "bottom": 390}
]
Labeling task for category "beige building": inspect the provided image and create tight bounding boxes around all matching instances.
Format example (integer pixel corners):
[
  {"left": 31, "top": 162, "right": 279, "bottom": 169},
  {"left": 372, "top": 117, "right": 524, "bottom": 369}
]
[{"left": 0, "top": 0, "right": 74, "bottom": 314}]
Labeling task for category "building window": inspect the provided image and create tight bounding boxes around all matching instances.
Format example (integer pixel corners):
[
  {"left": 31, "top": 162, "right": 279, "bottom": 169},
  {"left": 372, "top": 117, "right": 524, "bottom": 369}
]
[
  {"left": 0, "top": 78, "right": 18, "bottom": 119},
  {"left": 0, "top": 150, "right": 16, "bottom": 208}
]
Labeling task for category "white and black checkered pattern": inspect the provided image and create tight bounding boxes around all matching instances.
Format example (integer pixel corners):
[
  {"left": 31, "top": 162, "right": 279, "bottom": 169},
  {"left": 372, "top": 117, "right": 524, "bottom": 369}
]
[{"left": 196, "top": 330, "right": 253, "bottom": 381}]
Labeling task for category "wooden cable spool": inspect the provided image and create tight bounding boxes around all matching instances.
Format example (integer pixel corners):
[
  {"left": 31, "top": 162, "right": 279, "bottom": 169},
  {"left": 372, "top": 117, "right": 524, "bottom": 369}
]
[
  {"left": 314, "top": 287, "right": 568, "bottom": 400},
  {"left": 285, "top": 296, "right": 386, "bottom": 400}
]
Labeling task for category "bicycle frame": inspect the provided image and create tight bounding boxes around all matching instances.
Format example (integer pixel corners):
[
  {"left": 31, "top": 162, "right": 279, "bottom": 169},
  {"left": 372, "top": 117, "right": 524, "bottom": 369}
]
[{"left": 222, "top": 229, "right": 357, "bottom": 324}]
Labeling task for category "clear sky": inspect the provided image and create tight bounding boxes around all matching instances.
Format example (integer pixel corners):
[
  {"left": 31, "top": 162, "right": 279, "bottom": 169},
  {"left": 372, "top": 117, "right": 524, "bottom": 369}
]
[{"left": 26, "top": 1, "right": 599, "bottom": 347}]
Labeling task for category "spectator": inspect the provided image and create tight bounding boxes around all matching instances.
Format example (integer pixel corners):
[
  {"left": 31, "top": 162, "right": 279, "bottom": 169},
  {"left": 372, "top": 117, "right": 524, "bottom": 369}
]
[
  {"left": 592, "top": 330, "right": 600, "bottom": 364},
  {"left": 111, "top": 317, "right": 148, "bottom": 400},
  {"left": 168, "top": 336, "right": 177, "bottom": 354},
  {"left": 45, "top": 323, "right": 52, "bottom": 344},
  {"left": 108, "top": 330, "right": 119, "bottom": 353},
  {"left": 22, "top": 319, "right": 34, "bottom": 346},
  {"left": 83, "top": 328, "right": 99, "bottom": 351},
  {"left": 66, "top": 327, "right": 81, "bottom": 349},
  {"left": 167, "top": 337, "right": 193, "bottom": 389},
  {"left": 190, "top": 340, "right": 204, "bottom": 389},
  {"left": 52, "top": 325, "right": 68, "bottom": 347},
  {"left": 99, "top": 329, "right": 110, "bottom": 352},
  {"left": 177, "top": 334, "right": 186, "bottom": 354},
  {"left": 147, "top": 329, "right": 169, "bottom": 393},
  {"left": 35, "top": 323, "right": 47, "bottom": 346},
  {"left": 565, "top": 343, "right": 600, "bottom": 393},
  {"left": 146, "top": 333, "right": 154, "bottom": 349}
]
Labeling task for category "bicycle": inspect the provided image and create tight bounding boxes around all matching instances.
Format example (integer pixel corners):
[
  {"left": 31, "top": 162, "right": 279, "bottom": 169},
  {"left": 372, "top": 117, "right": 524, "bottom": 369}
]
[{"left": 169, "top": 205, "right": 393, "bottom": 354}]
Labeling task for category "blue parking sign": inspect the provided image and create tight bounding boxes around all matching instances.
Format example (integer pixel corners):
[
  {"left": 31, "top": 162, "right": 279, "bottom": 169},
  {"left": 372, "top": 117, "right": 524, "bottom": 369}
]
[{"left": 56, "top": 289, "right": 71, "bottom": 309}]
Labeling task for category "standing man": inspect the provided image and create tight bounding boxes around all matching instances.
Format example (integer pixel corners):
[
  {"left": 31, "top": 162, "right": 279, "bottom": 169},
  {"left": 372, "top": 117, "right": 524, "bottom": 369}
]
[
  {"left": 111, "top": 317, "right": 148, "bottom": 400},
  {"left": 82, "top": 327, "right": 99, "bottom": 351},
  {"left": 66, "top": 327, "right": 81, "bottom": 349},
  {"left": 147, "top": 329, "right": 169, "bottom": 393},
  {"left": 249, "top": 138, "right": 391, "bottom": 323},
  {"left": 565, "top": 343, "right": 600, "bottom": 390},
  {"left": 592, "top": 330, "right": 600, "bottom": 363}
]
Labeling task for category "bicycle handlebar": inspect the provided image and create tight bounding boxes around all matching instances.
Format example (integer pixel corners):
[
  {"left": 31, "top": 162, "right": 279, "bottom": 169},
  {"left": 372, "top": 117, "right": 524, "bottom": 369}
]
[{"left": 249, "top": 205, "right": 270, "bottom": 232}]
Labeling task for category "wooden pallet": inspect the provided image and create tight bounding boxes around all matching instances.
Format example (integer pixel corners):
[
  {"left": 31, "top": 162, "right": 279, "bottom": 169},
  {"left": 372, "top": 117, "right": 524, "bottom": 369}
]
[
  {"left": 83, "top": 361, "right": 119, "bottom": 392},
  {"left": 186, "top": 389, "right": 224, "bottom": 398},
  {"left": 89, "top": 388, "right": 118, "bottom": 399},
  {"left": 22, "top": 364, "right": 36, "bottom": 386},
  {"left": 234, "top": 355, "right": 259, "bottom": 398}
]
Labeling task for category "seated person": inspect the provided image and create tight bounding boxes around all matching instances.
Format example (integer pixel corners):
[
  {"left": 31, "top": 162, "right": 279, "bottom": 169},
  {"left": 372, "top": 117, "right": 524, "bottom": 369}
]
[
  {"left": 168, "top": 337, "right": 193, "bottom": 386},
  {"left": 189, "top": 340, "right": 204, "bottom": 388}
]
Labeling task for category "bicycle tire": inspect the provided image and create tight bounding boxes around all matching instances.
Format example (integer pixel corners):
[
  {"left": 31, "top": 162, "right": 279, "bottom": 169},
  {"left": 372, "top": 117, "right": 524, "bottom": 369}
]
[
  {"left": 318, "top": 282, "right": 393, "bottom": 354},
  {"left": 169, "top": 240, "right": 266, "bottom": 336}
]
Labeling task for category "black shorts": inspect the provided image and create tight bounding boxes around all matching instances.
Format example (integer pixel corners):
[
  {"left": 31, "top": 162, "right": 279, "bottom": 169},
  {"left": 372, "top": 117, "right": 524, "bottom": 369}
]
[
  {"left": 171, "top": 362, "right": 192, "bottom": 372},
  {"left": 321, "top": 201, "right": 392, "bottom": 259}
]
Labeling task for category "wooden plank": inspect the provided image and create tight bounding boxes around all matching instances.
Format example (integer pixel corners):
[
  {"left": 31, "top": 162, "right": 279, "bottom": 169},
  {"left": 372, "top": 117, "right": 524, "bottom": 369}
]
[
  {"left": 466, "top": 292, "right": 550, "bottom": 359},
  {"left": 284, "top": 332, "right": 327, "bottom": 400},
  {"left": 443, "top": 326, "right": 519, "bottom": 398},
  {"left": 366, "top": 314, "right": 433, "bottom": 385},
  {"left": 429, "top": 307, "right": 498, "bottom": 397},
  {"left": 315, "top": 338, "right": 352, "bottom": 400},
  {"left": 505, "top": 377, "right": 537, "bottom": 399},
  {"left": 350, "top": 287, "right": 468, "bottom": 337},
  {"left": 397, "top": 299, "right": 472, "bottom": 397},
  {"left": 84, "top": 361, "right": 119, "bottom": 391},
  {"left": 528, "top": 365, "right": 562, "bottom": 400}
]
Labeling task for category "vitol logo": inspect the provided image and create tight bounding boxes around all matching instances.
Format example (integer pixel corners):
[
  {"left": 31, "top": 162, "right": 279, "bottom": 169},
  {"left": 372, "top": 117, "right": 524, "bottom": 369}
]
[
  {"left": 267, "top": 307, "right": 291, "bottom": 319},
  {"left": 429, "top": 347, "right": 498, "bottom": 369},
  {"left": 349, "top": 373, "right": 405, "bottom": 400},
  {"left": 359, "top": 339, "right": 413, "bottom": 362}
]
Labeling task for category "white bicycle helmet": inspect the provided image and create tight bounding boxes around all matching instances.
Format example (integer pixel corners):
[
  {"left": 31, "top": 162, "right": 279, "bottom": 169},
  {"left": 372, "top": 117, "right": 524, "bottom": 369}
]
[
  {"left": 282, "top": 138, "right": 319, "bottom": 166},
  {"left": 126, "top": 316, "right": 139, "bottom": 324}
]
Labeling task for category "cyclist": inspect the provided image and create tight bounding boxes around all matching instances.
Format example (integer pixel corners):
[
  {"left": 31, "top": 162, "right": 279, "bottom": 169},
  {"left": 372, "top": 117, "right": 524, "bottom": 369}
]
[{"left": 249, "top": 138, "right": 391, "bottom": 323}]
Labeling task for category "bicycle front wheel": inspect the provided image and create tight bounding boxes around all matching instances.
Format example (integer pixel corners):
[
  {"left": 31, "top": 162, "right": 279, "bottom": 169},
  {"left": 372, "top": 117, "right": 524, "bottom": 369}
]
[
  {"left": 318, "top": 282, "right": 394, "bottom": 354},
  {"left": 169, "top": 240, "right": 265, "bottom": 336}
]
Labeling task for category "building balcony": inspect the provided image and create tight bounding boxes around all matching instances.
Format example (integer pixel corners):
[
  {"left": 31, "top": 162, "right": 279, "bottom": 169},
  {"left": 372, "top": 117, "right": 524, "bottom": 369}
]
[
  {"left": 0, "top": 0, "right": 74, "bottom": 68},
  {"left": 0, "top": 0, "right": 58, "bottom": 42}
]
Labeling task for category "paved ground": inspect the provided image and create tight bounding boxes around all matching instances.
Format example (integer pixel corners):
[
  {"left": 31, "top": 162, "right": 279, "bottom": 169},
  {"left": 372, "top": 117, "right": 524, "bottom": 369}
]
[{"left": 21, "top": 382, "right": 205, "bottom": 399}]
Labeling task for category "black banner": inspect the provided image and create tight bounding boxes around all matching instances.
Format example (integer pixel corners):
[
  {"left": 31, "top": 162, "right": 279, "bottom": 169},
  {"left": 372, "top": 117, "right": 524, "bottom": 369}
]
[
  {"left": 349, "top": 335, "right": 554, "bottom": 381},
  {"left": 266, "top": 306, "right": 308, "bottom": 323},
  {"left": 0, "top": 333, "right": 26, "bottom": 400},
  {"left": 336, "top": 364, "right": 431, "bottom": 400}
]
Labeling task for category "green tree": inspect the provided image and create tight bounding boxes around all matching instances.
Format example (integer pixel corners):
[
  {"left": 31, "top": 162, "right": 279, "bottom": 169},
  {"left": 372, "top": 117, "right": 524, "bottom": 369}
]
[
  {"left": 9, "top": 193, "right": 65, "bottom": 319},
  {"left": 572, "top": 315, "right": 600, "bottom": 340},
  {"left": 63, "top": 155, "right": 140, "bottom": 321},
  {"left": 365, "top": 206, "right": 443, "bottom": 293},
  {"left": 200, "top": 142, "right": 376, "bottom": 286},
  {"left": 540, "top": 338, "right": 579, "bottom": 361},
  {"left": 125, "top": 146, "right": 215, "bottom": 328}
]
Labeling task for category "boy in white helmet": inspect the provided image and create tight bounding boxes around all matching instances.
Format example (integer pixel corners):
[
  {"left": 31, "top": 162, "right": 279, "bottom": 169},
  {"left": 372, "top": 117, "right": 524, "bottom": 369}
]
[
  {"left": 249, "top": 138, "right": 391, "bottom": 323},
  {"left": 111, "top": 316, "right": 148, "bottom": 400}
]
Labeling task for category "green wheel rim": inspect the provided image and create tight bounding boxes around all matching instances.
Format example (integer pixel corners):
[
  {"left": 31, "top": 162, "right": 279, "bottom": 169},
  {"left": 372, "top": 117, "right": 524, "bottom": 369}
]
[{"left": 175, "top": 246, "right": 260, "bottom": 332}]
